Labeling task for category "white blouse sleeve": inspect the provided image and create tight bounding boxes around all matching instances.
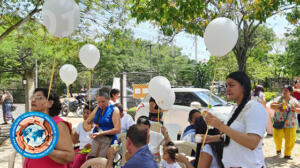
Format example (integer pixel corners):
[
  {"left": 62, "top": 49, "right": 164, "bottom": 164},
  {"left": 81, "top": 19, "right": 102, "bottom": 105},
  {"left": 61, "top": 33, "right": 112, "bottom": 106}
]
[
  {"left": 244, "top": 102, "right": 268, "bottom": 137},
  {"left": 202, "top": 144, "right": 213, "bottom": 157}
]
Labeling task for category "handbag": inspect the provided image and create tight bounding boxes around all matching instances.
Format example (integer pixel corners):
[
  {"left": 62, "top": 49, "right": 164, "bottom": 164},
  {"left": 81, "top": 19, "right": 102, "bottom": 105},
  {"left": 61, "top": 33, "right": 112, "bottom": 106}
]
[
  {"left": 88, "top": 134, "right": 112, "bottom": 157},
  {"left": 273, "top": 99, "right": 290, "bottom": 129},
  {"left": 273, "top": 121, "right": 285, "bottom": 129},
  {"left": 11, "top": 104, "right": 16, "bottom": 112}
]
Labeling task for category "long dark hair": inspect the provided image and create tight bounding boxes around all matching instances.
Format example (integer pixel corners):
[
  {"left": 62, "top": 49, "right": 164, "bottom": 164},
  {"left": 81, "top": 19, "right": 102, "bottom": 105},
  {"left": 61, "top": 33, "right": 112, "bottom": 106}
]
[
  {"left": 224, "top": 71, "right": 251, "bottom": 146},
  {"left": 188, "top": 109, "right": 200, "bottom": 123},
  {"left": 34, "top": 88, "right": 62, "bottom": 117},
  {"left": 194, "top": 116, "right": 224, "bottom": 168}
]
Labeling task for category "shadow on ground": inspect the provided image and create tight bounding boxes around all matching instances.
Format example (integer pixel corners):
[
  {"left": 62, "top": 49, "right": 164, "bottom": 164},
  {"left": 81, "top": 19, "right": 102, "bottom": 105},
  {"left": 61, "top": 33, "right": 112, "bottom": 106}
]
[{"left": 265, "top": 155, "right": 300, "bottom": 168}]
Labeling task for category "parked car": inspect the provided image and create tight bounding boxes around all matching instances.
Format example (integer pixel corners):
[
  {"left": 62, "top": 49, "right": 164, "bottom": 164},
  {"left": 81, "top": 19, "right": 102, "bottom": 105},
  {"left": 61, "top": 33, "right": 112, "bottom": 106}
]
[
  {"left": 135, "top": 88, "right": 234, "bottom": 130},
  {"left": 85, "top": 87, "right": 141, "bottom": 109}
]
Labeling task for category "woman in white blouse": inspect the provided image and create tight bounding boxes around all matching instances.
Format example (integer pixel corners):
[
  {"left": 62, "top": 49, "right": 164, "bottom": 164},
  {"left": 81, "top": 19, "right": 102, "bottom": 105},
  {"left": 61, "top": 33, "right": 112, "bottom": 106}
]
[{"left": 205, "top": 71, "right": 268, "bottom": 168}]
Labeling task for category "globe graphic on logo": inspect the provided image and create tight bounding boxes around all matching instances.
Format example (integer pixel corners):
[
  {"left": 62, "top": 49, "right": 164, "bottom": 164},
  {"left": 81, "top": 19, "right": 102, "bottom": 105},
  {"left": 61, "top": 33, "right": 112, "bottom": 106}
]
[
  {"left": 22, "top": 124, "right": 46, "bottom": 147},
  {"left": 10, "top": 111, "right": 59, "bottom": 159}
]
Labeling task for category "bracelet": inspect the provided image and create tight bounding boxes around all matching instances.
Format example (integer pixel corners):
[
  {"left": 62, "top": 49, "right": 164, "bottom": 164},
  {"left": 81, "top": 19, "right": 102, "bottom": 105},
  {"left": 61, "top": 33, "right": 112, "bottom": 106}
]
[{"left": 219, "top": 133, "right": 224, "bottom": 141}]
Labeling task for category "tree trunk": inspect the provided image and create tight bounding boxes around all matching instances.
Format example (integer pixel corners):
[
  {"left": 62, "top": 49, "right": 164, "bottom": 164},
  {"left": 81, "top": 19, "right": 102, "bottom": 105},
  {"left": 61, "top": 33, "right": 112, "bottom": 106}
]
[
  {"left": 24, "top": 70, "right": 35, "bottom": 112},
  {"left": 234, "top": 47, "right": 247, "bottom": 72}
]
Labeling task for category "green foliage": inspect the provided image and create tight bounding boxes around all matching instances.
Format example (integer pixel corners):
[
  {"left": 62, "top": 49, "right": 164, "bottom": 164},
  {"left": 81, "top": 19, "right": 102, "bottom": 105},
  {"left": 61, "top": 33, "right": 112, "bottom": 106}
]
[
  {"left": 130, "top": 0, "right": 299, "bottom": 72},
  {"left": 127, "top": 106, "right": 137, "bottom": 119},
  {"left": 0, "top": 18, "right": 194, "bottom": 93},
  {"left": 130, "top": 0, "right": 299, "bottom": 37},
  {"left": 208, "top": 53, "right": 238, "bottom": 81},
  {"left": 286, "top": 26, "right": 300, "bottom": 77},
  {"left": 264, "top": 91, "right": 277, "bottom": 102},
  {"left": 193, "top": 62, "right": 212, "bottom": 88}
]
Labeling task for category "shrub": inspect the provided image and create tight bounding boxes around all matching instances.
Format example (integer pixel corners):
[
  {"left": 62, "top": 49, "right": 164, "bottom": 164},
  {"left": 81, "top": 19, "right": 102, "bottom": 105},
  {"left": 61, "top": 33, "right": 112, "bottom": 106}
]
[
  {"left": 127, "top": 106, "right": 137, "bottom": 119},
  {"left": 265, "top": 92, "right": 277, "bottom": 102}
]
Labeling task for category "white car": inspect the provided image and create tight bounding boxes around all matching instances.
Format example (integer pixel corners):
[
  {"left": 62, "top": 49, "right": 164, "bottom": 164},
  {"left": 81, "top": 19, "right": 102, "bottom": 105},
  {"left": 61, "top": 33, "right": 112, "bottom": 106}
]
[{"left": 135, "top": 88, "right": 234, "bottom": 130}]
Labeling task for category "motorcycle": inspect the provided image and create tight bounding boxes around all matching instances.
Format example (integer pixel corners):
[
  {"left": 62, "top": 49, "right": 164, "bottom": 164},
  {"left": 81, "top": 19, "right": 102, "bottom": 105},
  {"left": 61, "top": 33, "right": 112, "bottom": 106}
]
[{"left": 61, "top": 95, "right": 87, "bottom": 117}]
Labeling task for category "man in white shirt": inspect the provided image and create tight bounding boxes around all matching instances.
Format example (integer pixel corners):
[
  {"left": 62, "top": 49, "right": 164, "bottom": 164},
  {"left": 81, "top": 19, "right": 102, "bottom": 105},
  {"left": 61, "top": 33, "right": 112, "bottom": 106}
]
[{"left": 136, "top": 116, "right": 171, "bottom": 154}]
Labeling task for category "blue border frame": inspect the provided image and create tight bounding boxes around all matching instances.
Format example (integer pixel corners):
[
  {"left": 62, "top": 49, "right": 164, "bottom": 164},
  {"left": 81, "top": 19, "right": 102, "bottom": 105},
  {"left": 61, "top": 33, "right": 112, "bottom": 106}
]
[{"left": 10, "top": 111, "right": 59, "bottom": 159}]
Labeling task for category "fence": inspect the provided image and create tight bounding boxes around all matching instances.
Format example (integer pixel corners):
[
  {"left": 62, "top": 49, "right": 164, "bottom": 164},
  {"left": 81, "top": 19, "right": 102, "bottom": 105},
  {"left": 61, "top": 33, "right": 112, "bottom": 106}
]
[
  {"left": 120, "top": 71, "right": 159, "bottom": 110},
  {"left": 0, "top": 88, "right": 25, "bottom": 104}
]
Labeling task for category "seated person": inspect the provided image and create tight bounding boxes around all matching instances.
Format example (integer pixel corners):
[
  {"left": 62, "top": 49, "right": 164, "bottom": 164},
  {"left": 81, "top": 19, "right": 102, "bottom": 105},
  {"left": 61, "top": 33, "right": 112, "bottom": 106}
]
[
  {"left": 115, "top": 103, "right": 134, "bottom": 133},
  {"left": 109, "top": 89, "right": 120, "bottom": 105},
  {"left": 177, "top": 116, "right": 224, "bottom": 168},
  {"left": 149, "top": 97, "right": 163, "bottom": 123},
  {"left": 106, "top": 124, "right": 158, "bottom": 168},
  {"left": 136, "top": 116, "right": 171, "bottom": 155},
  {"left": 161, "top": 141, "right": 181, "bottom": 168},
  {"left": 72, "top": 105, "right": 94, "bottom": 168},
  {"left": 181, "top": 109, "right": 201, "bottom": 143}
]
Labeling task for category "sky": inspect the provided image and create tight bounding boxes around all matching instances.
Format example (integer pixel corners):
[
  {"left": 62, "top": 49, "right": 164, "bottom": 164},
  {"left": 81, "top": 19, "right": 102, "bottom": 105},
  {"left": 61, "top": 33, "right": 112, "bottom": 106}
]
[{"left": 132, "top": 14, "right": 295, "bottom": 61}]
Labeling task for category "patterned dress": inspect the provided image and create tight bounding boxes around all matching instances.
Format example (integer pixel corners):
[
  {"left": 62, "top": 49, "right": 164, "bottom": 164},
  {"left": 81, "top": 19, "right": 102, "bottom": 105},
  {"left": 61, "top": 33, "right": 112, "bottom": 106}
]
[{"left": 273, "top": 96, "right": 299, "bottom": 128}]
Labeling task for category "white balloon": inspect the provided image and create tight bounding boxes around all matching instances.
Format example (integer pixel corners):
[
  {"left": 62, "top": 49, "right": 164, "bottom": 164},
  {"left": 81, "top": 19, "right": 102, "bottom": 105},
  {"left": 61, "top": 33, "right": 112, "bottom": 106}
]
[
  {"left": 204, "top": 17, "right": 238, "bottom": 56},
  {"left": 79, "top": 44, "right": 100, "bottom": 69},
  {"left": 149, "top": 76, "right": 171, "bottom": 99},
  {"left": 155, "top": 89, "right": 175, "bottom": 110},
  {"left": 42, "top": 0, "right": 80, "bottom": 38},
  {"left": 59, "top": 64, "right": 78, "bottom": 85}
]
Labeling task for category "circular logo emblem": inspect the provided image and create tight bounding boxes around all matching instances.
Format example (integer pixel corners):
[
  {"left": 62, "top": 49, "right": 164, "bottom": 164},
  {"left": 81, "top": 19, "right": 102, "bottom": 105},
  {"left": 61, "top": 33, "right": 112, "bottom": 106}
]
[{"left": 10, "top": 111, "right": 59, "bottom": 159}]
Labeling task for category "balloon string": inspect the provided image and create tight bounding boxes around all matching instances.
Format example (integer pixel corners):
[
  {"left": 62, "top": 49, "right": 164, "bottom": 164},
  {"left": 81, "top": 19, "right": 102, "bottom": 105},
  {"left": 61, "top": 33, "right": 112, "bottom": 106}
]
[
  {"left": 47, "top": 38, "right": 59, "bottom": 101},
  {"left": 67, "top": 85, "right": 70, "bottom": 117},
  {"left": 201, "top": 125, "right": 210, "bottom": 149},
  {"left": 201, "top": 58, "right": 218, "bottom": 150},
  {"left": 47, "top": 58, "right": 56, "bottom": 101},
  {"left": 89, "top": 69, "right": 93, "bottom": 112}
]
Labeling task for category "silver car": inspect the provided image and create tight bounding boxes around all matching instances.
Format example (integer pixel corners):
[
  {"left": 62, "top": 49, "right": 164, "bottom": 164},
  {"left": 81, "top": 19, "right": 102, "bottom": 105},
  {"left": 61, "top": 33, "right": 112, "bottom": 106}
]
[{"left": 135, "top": 88, "right": 233, "bottom": 130}]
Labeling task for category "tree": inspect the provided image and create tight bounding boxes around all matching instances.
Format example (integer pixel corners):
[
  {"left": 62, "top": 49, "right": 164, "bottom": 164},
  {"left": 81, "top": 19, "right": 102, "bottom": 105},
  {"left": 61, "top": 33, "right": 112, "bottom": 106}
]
[
  {"left": 130, "top": 0, "right": 300, "bottom": 71},
  {"left": 91, "top": 29, "right": 193, "bottom": 87},
  {"left": 286, "top": 26, "right": 300, "bottom": 77},
  {"left": 0, "top": 0, "right": 129, "bottom": 42},
  {"left": 193, "top": 62, "right": 212, "bottom": 88},
  {"left": 0, "top": 20, "right": 82, "bottom": 110}
]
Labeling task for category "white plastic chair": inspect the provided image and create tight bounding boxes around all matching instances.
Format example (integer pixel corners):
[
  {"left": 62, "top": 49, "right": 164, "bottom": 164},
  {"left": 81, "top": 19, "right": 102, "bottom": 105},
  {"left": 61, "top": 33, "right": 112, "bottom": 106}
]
[
  {"left": 164, "top": 123, "right": 183, "bottom": 141},
  {"left": 118, "top": 133, "right": 127, "bottom": 165},
  {"left": 80, "top": 157, "right": 107, "bottom": 168},
  {"left": 8, "top": 150, "right": 17, "bottom": 168},
  {"left": 173, "top": 140, "right": 196, "bottom": 156},
  {"left": 8, "top": 150, "right": 24, "bottom": 168},
  {"left": 150, "top": 121, "right": 162, "bottom": 133}
]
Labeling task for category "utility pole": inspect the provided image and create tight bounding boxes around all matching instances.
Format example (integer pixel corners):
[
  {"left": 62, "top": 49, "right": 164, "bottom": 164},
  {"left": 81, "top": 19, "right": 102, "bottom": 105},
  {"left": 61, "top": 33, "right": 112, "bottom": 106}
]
[
  {"left": 195, "top": 35, "right": 198, "bottom": 62},
  {"left": 171, "top": 42, "right": 176, "bottom": 86},
  {"left": 147, "top": 44, "right": 153, "bottom": 79}
]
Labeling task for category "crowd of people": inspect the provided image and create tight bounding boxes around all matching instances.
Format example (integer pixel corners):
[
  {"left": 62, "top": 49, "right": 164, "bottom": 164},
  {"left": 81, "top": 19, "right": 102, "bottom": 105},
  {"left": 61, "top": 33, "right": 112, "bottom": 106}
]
[{"left": 2, "top": 71, "right": 300, "bottom": 168}]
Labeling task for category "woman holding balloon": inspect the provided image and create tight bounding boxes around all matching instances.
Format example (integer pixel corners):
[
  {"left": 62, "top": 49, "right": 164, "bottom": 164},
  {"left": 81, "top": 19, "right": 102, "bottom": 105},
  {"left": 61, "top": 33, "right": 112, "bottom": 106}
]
[{"left": 204, "top": 71, "right": 268, "bottom": 168}]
